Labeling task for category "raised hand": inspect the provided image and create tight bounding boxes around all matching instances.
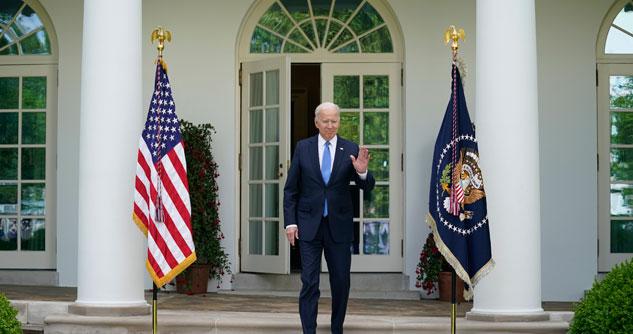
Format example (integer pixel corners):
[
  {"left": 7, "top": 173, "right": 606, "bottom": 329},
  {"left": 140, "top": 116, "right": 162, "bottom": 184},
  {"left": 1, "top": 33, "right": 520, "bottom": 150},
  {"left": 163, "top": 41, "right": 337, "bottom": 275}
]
[{"left": 350, "top": 146, "right": 370, "bottom": 174}]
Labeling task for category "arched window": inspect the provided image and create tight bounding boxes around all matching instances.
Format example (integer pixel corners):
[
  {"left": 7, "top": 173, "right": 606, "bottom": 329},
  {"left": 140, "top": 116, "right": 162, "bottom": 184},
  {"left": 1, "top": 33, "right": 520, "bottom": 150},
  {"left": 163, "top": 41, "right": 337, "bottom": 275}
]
[
  {"left": 248, "top": 0, "right": 396, "bottom": 55},
  {"left": 0, "top": 0, "right": 56, "bottom": 269},
  {"left": 0, "top": 0, "right": 52, "bottom": 55},
  {"left": 597, "top": 0, "right": 633, "bottom": 272}
]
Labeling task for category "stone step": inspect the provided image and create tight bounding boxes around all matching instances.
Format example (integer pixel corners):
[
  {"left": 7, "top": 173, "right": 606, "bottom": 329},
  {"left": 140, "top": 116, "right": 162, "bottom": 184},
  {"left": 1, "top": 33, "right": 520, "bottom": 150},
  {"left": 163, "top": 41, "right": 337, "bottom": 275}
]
[
  {"left": 43, "top": 310, "right": 571, "bottom": 334},
  {"left": 232, "top": 273, "right": 410, "bottom": 292},
  {"left": 220, "top": 289, "right": 421, "bottom": 300}
]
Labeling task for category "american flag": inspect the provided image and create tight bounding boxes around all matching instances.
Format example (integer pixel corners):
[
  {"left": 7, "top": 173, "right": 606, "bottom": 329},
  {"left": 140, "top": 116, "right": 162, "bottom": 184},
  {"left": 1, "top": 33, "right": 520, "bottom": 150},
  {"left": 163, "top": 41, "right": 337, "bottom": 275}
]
[{"left": 133, "top": 61, "right": 196, "bottom": 288}]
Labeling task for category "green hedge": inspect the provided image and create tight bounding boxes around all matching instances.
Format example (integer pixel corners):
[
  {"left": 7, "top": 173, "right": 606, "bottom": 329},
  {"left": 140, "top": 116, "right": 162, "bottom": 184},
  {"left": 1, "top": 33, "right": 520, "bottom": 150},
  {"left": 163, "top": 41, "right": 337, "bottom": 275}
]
[
  {"left": 569, "top": 259, "right": 633, "bottom": 334},
  {"left": 0, "top": 293, "right": 21, "bottom": 334}
]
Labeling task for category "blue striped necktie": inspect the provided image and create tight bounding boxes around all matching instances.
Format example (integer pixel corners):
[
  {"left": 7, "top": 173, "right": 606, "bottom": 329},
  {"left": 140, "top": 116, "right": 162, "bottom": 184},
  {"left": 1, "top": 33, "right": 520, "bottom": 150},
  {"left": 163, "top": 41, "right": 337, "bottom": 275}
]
[{"left": 321, "top": 141, "right": 331, "bottom": 216}]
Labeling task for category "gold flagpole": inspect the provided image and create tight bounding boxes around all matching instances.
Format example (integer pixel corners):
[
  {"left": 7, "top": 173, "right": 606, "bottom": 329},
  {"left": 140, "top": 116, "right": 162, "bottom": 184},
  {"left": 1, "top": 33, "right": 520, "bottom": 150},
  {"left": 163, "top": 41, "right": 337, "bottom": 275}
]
[
  {"left": 150, "top": 26, "right": 172, "bottom": 334},
  {"left": 444, "top": 25, "right": 465, "bottom": 334}
]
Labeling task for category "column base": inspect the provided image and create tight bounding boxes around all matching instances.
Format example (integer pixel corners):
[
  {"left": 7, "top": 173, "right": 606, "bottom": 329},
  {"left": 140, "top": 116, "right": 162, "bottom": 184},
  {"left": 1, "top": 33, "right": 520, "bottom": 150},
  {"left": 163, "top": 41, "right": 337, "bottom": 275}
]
[
  {"left": 466, "top": 310, "right": 549, "bottom": 322},
  {"left": 68, "top": 302, "right": 150, "bottom": 316}
]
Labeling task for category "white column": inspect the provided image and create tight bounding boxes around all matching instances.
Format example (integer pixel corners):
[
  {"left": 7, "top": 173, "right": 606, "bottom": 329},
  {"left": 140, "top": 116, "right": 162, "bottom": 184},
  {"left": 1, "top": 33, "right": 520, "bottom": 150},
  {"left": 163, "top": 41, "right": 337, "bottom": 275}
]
[
  {"left": 73, "top": 0, "right": 147, "bottom": 314},
  {"left": 471, "top": 0, "right": 544, "bottom": 318}
]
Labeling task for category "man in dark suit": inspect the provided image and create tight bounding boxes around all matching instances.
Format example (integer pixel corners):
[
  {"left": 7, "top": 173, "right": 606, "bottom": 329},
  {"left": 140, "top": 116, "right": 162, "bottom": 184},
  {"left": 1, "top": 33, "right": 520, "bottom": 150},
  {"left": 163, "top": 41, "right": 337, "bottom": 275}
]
[{"left": 283, "top": 102, "right": 375, "bottom": 334}]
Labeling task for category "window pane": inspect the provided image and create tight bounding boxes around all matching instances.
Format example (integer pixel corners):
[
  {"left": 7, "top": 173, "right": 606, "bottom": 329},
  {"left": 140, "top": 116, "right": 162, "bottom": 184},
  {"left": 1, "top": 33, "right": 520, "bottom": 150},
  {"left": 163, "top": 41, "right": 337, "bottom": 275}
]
[
  {"left": 22, "top": 112, "right": 46, "bottom": 144},
  {"left": 249, "top": 184, "right": 262, "bottom": 217},
  {"left": 0, "top": 77, "right": 19, "bottom": 109},
  {"left": 324, "top": 21, "right": 342, "bottom": 48},
  {"left": 250, "top": 73, "right": 263, "bottom": 107},
  {"left": 249, "top": 147, "right": 263, "bottom": 180},
  {"left": 265, "top": 183, "right": 279, "bottom": 217},
  {"left": 315, "top": 19, "right": 327, "bottom": 46},
  {"left": 611, "top": 148, "right": 633, "bottom": 181},
  {"left": 250, "top": 109, "right": 263, "bottom": 143},
  {"left": 334, "top": 41, "right": 359, "bottom": 53},
  {"left": 22, "top": 76, "right": 46, "bottom": 109},
  {"left": 347, "top": 3, "right": 384, "bottom": 36},
  {"left": 280, "top": 0, "right": 310, "bottom": 23},
  {"left": 0, "top": 183, "right": 17, "bottom": 214},
  {"left": 606, "top": 27, "right": 633, "bottom": 54},
  {"left": 339, "top": 112, "right": 359, "bottom": 143},
  {"left": 363, "top": 221, "right": 389, "bottom": 255},
  {"left": 20, "top": 30, "right": 50, "bottom": 55},
  {"left": 265, "top": 145, "right": 279, "bottom": 180},
  {"left": 611, "top": 220, "right": 633, "bottom": 253},
  {"left": 0, "top": 44, "right": 19, "bottom": 56},
  {"left": 283, "top": 41, "right": 308, "bottom": 53},
  {"left": 21, "top": 148, "right": 45, "bottom": 180},
  {"left": 360, "top": 26, "right": 393, "bottom": 53},
  {"left": 21, "top": 183, "right": 45, "bottom": 215},
  {"left": 258, "top": 3, "right": 294, "bottom": 37},
  {"left": 364, "top": 112, "right": 389, "bottom": 145},
  {"left": 0, "top": 0, "right": 23, "bottom": 26},
  {"left": 12, "top": 6, "right": 43, "bottom": 37},
  {"left": 311, "top": 0, "right": 331, "bottom": 17},
  {"left": 333, "top": 76, "right": 359, "bottom": 108},
  {"left": 287, "top": 28, "right": 312, "bottom": 50},
  {"left": 20, "top": 218, "right": 45, "bottom": 251},
  {"left": 364, "top": 184, "right": 389, "bottom": 218},
  {"left": 363, "top": 75, "right": 389, "bottom": 108},
  {"left": 299, "top": 21, "right": 318, "bottom": 48},
  {"left": 0, "top": 218, "right": 17, "bottom": 250},
  {"left": 0, "top": 148, "right": 18, "bottom": 180},
  {"left": 249, "top": 220, "right": 263, "bottom": 255},
  {"left": 610, "top": 76, "right": 633, "bottom": 109},
  {"left": 250, "top": 26, "right": 282, "bottom": 53},
  {"left": 368, "top": 148, "right": 389, "bottom": 181},
  {"left": 0, "top": 112, "right": 18, "bottom": 144},
  {"left": 611, "top": 112, "right": 633, "bottom": 144},
  {"left": 328, "top": 28, "right": 353, "bottom": 50},
  {"left": 611, "top": 183, "right": 633, "bottom": 216},
  {"left": 265, "top": 221, "right": 279, "bottom": 255},
  {"left": 265, "top": 107, "right": 279, "bottom": 142},
  {"left": 332, "top": 0, "right": 363, "bottom": 23},
  {"left": 266, "top": 71, "right": 279, "bottom": 105}
]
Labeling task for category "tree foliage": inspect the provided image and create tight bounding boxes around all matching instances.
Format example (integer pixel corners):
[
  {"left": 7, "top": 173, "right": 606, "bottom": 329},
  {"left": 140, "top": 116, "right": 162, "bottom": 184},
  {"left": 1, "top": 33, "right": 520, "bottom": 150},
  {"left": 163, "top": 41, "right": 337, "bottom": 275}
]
[{"left": 0, "top": 293, "right": 21, "bottom": 334}]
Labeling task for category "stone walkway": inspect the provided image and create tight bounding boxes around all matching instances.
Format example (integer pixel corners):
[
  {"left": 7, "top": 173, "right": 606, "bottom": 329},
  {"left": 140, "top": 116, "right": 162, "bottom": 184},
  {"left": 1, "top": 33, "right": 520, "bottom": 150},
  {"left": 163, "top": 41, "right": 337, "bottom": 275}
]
[{"left": 0, "top": 284, "right": 573, "bottom": 317}]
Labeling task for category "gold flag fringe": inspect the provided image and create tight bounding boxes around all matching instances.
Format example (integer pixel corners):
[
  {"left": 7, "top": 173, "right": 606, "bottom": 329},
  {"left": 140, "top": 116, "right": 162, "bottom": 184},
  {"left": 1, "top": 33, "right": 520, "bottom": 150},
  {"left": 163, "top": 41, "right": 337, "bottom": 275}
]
[{"left": 426, "top": 212, "right": 495, "bottom": 300}]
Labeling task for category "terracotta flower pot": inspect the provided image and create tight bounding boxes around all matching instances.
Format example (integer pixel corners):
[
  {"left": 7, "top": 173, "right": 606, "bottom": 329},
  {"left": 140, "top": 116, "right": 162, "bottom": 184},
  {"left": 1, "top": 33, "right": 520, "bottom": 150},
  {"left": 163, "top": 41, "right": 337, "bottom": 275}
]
[
  {"left": 176, "top": 264, "right": 211, "bottom": 295},
  {"left": 438, "top": 271, "right": 465, "bottom": 302}
]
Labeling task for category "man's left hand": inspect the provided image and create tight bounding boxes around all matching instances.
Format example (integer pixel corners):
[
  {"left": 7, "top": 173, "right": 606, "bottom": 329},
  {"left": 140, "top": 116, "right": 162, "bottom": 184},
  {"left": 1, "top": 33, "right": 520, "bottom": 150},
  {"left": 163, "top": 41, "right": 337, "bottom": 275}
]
[{"left": 351, "top": 146, "right": 370, "bottom": 173}]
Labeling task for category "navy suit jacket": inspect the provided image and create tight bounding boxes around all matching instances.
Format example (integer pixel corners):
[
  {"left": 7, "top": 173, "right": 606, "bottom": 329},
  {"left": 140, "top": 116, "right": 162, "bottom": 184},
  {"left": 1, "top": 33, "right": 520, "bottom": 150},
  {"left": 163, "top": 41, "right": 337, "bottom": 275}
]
[{"left": 283, "top": 135, "right": 375, "bottom": 243}]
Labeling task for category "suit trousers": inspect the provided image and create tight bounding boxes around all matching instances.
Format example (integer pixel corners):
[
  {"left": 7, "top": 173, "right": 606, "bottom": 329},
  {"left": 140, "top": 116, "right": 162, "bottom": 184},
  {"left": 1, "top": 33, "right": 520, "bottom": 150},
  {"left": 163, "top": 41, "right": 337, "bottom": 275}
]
[{"left": 299, "top": 217, "right": 352, "bottom": 334}]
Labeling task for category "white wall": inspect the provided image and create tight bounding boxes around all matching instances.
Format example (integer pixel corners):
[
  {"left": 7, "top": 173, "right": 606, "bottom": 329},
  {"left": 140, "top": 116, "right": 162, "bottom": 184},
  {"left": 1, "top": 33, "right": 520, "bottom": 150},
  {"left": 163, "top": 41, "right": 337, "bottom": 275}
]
[
  {"left": 39, "top": 0, "right": 617, "bottom": 300},
  {"left": 389, "top": 0, "right": 477, "bottom": 293},
  {"left": 40, "top": 0, "right": 83, "bottom": 287},
  {"left": 142, "top": 0, "right": 253, "bottom": 288},
  {"left": 536, "top": 0, "right": 614, "bottom": 300}
]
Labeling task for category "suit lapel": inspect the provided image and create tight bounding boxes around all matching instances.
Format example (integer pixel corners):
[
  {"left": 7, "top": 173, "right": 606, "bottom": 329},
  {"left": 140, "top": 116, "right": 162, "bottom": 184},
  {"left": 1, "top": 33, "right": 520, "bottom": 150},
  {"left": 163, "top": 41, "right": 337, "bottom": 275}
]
[{"left": 310, "top": 136, "right": 325, "bottom": 186}]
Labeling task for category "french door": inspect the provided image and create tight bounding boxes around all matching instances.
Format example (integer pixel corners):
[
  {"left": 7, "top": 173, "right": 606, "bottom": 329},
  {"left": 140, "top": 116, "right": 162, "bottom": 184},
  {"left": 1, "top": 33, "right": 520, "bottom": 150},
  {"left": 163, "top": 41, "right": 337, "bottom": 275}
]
[
  {"left": 0, "top": 65, "right": 57, "bottom": 269},
  {"left": 598, "top": 63, "right": 633, "bottom": 271},
  {"left": 240, "top": 56, "right": 291, "bottom": 273},
  {"left": 321, "top": 63, "right": 402, "bottom": 272}
]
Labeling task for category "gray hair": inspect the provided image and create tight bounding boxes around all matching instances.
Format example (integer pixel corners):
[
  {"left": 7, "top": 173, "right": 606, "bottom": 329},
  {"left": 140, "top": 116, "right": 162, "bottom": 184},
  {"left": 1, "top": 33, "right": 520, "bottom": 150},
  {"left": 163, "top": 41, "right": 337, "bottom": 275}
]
[{"left": 314, "top": 102, "right": 340, "bottom": 120}]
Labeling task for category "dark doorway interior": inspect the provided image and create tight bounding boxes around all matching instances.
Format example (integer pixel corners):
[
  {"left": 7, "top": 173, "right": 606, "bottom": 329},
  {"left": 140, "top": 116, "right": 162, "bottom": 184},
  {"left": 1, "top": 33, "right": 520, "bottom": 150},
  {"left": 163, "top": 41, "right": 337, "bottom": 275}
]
[{"left": 289, "top": 63, "right": 320, "bottom": 271}]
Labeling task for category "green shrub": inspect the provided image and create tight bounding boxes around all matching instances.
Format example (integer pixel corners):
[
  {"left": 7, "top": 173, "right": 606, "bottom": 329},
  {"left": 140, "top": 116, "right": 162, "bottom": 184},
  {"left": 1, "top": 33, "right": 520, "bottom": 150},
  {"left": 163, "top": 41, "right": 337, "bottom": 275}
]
[
  {"left": 0, "top": 293, "right": 21, "bottom": 334},
  {"left": 569, "top": 259, "right": 633, "bottom": 334}
]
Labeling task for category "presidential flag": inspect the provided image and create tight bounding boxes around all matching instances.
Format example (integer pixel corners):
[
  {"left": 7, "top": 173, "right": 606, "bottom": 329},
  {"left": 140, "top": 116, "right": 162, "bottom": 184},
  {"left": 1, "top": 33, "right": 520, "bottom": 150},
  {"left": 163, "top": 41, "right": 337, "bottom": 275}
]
[
  {"left": 427, "top": 65, "right": 494, "bottom": 298},
  {"left": 133, "top": 61, "right": 196, "bottom": 288}
]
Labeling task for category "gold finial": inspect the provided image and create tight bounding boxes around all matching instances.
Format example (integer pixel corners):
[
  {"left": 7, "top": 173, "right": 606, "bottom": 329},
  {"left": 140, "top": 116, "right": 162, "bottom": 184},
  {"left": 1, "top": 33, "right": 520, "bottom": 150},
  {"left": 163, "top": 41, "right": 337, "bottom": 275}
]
[
  {"left": 151, "top": 27, "right": 172, "bottom": 58},
  {"left": 444, "top": 25, "right": 465, "bottom": 58}
]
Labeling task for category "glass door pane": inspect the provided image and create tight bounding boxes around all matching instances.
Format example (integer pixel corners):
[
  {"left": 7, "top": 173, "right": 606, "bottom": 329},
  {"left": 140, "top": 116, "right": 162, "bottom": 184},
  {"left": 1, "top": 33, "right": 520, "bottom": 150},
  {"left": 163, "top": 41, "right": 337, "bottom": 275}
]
[{"left": 241, "top": 57, "right": 290, "bottom": 273}]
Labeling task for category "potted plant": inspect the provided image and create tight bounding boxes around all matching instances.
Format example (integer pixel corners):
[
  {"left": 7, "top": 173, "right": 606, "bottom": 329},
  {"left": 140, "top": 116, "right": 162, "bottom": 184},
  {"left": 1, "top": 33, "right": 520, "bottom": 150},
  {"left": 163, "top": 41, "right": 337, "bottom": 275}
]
[
  {"left": 416, "top": 232, "right": 442, "bottom": 299},
  {"left": 416, "top": 232, "right": 465, "bottom": 301},
  {"left": 176, "top": 121, "right": 231, "bottom": 294}
]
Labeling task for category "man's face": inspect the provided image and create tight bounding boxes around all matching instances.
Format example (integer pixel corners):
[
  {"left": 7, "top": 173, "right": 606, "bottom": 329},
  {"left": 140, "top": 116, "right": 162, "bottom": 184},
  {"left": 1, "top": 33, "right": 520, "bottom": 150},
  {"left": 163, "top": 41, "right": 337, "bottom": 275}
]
[{"left": 315, "top": 106, "right": 339, "bottom": 141}]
